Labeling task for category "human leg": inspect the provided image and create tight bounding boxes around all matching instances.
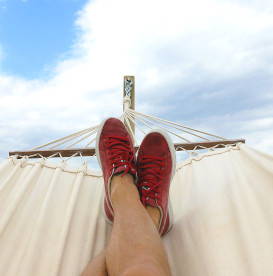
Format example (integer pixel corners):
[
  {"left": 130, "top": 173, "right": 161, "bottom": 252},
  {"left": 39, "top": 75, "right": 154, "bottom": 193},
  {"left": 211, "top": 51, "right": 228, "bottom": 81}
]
[
  {"left": 81, "top": 251, "right": 108, "bottom": 276},
  {"left": 105, "top": 173, "right": 171, "bottom": 276},
  {"left": 82, "top": 119, "right": 174, "bottom": 276},
  {"left": 81, "top": 174, "right": 168, "bottom": 276}
]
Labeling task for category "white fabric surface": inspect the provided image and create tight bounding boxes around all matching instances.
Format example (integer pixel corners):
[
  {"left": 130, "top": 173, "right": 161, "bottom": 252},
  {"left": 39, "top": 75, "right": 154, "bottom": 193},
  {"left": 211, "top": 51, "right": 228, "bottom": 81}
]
[{"left": 0, "top": 144, "right": 272, "bottom": 276}]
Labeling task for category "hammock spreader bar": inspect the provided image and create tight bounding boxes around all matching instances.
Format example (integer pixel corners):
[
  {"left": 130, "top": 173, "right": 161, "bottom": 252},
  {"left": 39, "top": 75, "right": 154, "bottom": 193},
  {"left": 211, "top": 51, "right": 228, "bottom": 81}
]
[{"left": 9, "top": 139, "right": 245, "bottom": 159}]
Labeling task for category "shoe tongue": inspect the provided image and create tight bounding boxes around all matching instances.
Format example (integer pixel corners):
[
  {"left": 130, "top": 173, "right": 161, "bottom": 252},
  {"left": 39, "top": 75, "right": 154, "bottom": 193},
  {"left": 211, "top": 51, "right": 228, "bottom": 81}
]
[
  {"left": 114, "top": 165, "right": 127, "bottom": 175},
  {"left": 113, "top": 163, "right": 136, "bottom": 176},
  {"left": 146, "top": 198, "right": 157, "bottom": 207}
]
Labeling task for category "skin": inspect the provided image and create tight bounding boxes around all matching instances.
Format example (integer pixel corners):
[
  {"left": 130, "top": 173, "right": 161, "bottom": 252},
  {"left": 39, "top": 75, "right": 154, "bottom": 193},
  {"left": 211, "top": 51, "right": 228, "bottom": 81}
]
[{"left": 81, "top": 174, "right": 171, "bottom": 276}]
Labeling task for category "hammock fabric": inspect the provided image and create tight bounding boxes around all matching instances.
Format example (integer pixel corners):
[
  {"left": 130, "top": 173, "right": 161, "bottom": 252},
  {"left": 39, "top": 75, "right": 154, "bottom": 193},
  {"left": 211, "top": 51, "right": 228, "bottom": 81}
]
[{"left": 0, "top": 144, "right": 272, "bottom": 276}]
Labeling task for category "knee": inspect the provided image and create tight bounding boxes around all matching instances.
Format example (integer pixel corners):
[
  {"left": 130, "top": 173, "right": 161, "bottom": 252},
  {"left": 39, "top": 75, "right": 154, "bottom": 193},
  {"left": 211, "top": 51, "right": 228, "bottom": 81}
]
[{"left": 121, "top": 263, "right": 168, "bottom": 276}]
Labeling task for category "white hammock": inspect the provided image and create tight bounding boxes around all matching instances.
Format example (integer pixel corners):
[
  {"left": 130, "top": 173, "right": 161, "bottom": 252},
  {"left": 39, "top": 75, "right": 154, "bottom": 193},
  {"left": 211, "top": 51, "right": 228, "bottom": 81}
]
[{"left": 0, "top": 143, "right": 272, "bottom": 276}]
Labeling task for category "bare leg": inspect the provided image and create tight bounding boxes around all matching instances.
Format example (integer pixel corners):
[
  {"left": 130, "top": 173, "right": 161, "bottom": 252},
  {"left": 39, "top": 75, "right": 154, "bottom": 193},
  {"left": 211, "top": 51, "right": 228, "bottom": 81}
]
[
  {"left": 81, "top": 251, "right": 108, "bottom": 276},
  {"left": 81, "top": 174, "right": 170, "bottom": 276},
  {"left": 146, "top": 206, "right": 161, "bottom": 229},
  {"left": 106, "top": 174, "right": 171, "bottom": 276}
]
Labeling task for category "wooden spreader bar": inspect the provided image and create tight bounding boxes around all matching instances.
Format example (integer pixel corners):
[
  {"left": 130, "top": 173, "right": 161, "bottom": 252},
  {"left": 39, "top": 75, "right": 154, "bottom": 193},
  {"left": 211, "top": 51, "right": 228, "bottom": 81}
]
[{"left": 9, "top": 139, "right": 245, "bottom": 159}]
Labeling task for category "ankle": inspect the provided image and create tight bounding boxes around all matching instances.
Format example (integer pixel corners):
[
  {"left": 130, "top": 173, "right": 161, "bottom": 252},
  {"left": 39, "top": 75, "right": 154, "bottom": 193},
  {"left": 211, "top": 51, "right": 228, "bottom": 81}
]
[
  {"left": 146, "top": 206, "right": 161, "bottom": 229},
  {"left": 111, "top": 174, "right": 140, "bottom": 207}
]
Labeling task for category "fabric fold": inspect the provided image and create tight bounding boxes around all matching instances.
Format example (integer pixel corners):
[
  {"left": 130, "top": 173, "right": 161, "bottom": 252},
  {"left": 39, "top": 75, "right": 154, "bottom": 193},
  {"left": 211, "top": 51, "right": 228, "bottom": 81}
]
[{"left": 0, "top": 144, "right": 272, "bottom": 276}]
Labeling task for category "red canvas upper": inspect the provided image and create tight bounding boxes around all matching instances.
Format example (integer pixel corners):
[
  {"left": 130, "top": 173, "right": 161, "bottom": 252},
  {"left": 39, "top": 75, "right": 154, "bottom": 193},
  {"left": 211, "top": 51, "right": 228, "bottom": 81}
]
[
  {"left": 137, "top": 132, "right": 174, "bottom": 236},
  {"left": 96, "top": 118, "right": 136, "bottom": 222}
]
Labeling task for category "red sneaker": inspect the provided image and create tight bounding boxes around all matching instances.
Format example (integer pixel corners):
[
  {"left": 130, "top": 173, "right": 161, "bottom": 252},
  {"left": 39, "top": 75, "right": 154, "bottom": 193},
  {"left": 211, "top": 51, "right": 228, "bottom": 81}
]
[
  {"left": 137, "top": 130, "right": 176, "bottom": 236},
  {"left": 96, "top": 118, "right": 136, "bottom": 223}
]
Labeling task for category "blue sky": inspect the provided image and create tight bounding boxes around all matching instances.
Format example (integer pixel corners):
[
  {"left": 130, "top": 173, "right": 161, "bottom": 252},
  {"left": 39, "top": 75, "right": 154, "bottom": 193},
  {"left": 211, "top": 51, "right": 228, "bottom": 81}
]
[
  {"left": 0, "top": 0, "right": 273, "bottom": 163},
  {"left": 0, "top": 0, "right": 85, "bottom": 78}
]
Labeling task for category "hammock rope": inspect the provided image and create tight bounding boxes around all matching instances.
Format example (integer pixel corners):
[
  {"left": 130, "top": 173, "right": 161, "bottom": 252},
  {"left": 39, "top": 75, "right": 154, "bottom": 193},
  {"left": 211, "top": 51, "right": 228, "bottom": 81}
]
[
  {"left": 126, "top": 109, "right": 211, "bottom": 141},
  {"left": 125, "top": 110, "right": 192, "bottom": 143},
  {"left": 31, "top": 126, "right": 97, "bottom": 150},
  {"left": 30, "top": 110, "right": 227, "bottom": 152},
  {"left": 127, "top": 109, "right": 226, "bottom": 140}
]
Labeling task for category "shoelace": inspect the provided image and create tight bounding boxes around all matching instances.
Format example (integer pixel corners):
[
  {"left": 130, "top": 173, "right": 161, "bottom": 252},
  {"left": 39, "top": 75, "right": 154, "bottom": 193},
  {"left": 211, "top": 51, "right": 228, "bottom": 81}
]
[
  {"left": 138, "top": 155, "right": 164, "bottom": 205},
  {"left": 106, "top": 135, "right": 135, "bottom": 175}
]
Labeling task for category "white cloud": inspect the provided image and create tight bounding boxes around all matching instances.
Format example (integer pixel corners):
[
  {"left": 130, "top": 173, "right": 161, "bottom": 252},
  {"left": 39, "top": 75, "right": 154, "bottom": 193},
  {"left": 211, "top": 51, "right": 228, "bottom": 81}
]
[{"left": 0, "top": 0, "right": 273, "bottom": 156}]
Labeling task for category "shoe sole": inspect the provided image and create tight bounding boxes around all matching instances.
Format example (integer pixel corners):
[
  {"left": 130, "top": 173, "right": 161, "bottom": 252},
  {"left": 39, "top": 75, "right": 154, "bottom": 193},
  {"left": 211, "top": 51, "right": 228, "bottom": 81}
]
[
  {"left": 95, "top": 118, "right": 118, "bottom": 225},
  {"left": 96, "top": 118, "right": 110, "bottom": 169}
]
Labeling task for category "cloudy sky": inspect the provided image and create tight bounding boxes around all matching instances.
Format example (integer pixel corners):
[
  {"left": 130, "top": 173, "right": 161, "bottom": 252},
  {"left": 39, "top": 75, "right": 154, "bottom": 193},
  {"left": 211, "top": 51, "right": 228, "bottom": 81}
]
[{"left": 0, "top": 0, "right": 273, "bottom": 160}]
